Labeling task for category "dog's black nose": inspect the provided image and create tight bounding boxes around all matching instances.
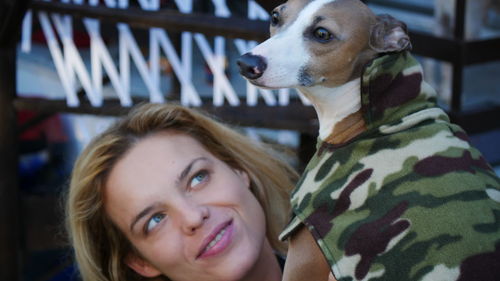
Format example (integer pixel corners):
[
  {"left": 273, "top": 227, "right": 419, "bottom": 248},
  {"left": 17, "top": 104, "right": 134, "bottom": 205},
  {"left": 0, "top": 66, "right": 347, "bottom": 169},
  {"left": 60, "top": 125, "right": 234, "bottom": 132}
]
[{"left": 237, "top": 53, "right": 267, "bottom": 80}]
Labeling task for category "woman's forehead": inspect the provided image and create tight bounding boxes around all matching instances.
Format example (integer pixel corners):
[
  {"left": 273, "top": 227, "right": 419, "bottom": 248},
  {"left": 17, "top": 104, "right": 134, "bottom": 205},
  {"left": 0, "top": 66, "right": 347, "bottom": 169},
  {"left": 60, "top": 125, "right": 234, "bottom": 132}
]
[
  {"left": 103, "top": 133, "right": 215, "bottom": 229},
  {"left": 111, "top": 133, "right": 213, "bottom": 181},
  {"left": 136, "top": 132, "right": 208, "bottom": 157}
]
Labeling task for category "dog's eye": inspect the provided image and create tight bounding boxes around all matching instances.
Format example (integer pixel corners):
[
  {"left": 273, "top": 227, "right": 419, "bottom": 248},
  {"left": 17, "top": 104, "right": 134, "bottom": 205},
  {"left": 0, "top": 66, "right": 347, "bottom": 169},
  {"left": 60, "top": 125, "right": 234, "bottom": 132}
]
[
  {"left": 271, "top": 11, "right": 280, "bottom": 26},
  {"left": 313, "top": 27, "right": 333, "bottom": 43}
]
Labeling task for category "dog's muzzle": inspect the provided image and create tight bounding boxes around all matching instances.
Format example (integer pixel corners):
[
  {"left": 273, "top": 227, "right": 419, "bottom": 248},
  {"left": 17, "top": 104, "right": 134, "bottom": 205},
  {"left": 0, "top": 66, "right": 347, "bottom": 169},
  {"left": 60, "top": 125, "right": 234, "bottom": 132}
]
[{"left": 237, "top": 53, "right": 267, "bottom": 80}]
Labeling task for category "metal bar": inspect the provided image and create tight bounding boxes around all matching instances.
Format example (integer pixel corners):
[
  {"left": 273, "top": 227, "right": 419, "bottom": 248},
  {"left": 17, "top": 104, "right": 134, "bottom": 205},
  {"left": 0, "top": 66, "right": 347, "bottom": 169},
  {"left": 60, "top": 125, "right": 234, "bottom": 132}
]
[
  {"left": 253, "top": 0, "right": 283, "bottom": 13},
  {"left": 450, "top": 0, "right": 466, "bottom": 112},
  {"left": 30, "top": 1, "right": 269, "bottom": 41},
  {"left": 464, "top": 37, "right": 500, "bottom": 65},
  {"left": 29, "top": 1, "right": 500, "bottom": 65},
  {"left": 0, "top": 0, "right": 30, "bottom": 279},
  {"left": 0, "top": 44, "right": 21, "bottom": 281},
  {"left": 449, "top": 106, "right": 500, "bottom": 134},
  {"left": 14, "top": 97, "right": 131, "bottom": 116},
  {"left": 363, "top": 0, "right": 434, "bottom": 16},
  {"left": 408, "top": 33, "right": 500, "bottom": 65},
  {"left": 454, "top": 0, "right": 466, "bottom": 40},
  {"left": 13, "top": 97, "right": 319, "bottom": 134},
  {"left": 409, "top": 31, "right": 461, "bottom": 62},
  {"left": 451, "top": 60, "right": 464, "bottom": 113},
  {"left": 1, "top": 0, "right": 31, "bottom": 46},
  {"left": 15, "top": 96, "right": 500, "bottom": 135}
]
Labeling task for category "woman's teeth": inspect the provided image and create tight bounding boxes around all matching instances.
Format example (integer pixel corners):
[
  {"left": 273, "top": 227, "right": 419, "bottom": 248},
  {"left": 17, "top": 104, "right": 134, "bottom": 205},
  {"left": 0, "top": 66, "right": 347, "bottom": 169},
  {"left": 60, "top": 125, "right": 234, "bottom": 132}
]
[{"left": 205, "top": 228, "right": 226, "bottom": 252}]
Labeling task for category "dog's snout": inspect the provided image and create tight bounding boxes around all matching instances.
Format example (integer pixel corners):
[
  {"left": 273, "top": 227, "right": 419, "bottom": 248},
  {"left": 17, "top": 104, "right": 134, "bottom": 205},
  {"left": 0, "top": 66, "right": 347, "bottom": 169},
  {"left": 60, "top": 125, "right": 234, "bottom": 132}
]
[{"left": 237, "top": 53, "right": 267, "bottom": 80}]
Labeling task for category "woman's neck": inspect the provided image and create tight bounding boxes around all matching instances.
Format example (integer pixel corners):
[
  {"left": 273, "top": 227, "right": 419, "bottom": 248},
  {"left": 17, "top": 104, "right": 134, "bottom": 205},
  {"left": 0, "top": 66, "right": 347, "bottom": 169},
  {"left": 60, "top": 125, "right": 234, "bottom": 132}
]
[{"left": 240, "top": 240, "right": 282, "bottom": 281}]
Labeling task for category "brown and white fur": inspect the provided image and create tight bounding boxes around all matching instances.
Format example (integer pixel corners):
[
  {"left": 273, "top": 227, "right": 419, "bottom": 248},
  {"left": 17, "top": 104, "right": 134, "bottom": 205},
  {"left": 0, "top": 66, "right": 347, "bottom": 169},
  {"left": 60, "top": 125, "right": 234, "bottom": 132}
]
[{"left": 237, "top": 0, "right": 411, "bottom": 280}]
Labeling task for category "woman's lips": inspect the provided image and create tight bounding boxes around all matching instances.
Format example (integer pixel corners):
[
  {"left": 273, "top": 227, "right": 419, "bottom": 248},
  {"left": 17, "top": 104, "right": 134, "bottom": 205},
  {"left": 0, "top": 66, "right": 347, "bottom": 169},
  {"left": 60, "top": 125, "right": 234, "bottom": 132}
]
[{"left": 197, "top": 220, "right": 234, "bottom": 259}]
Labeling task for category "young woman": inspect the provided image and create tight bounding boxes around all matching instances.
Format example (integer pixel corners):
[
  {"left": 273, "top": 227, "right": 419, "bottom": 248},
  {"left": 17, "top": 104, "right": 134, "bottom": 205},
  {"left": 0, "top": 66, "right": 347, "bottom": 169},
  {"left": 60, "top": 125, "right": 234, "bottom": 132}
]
[{"left": 65, "top": 103, "right": 298, "bottom": 281}]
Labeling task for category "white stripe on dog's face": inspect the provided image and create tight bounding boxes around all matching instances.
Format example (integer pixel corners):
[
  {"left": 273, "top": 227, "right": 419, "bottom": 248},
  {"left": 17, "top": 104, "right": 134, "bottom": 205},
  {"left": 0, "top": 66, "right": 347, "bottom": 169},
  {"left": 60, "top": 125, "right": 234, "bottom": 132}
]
[{"left": 249, "top": 0, "right": 337, "bottom": 89}]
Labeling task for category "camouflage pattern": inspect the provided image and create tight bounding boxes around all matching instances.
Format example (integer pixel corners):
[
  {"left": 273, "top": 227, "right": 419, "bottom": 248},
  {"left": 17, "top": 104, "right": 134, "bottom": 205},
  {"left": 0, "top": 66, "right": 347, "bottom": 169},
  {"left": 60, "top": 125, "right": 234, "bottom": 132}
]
[{"left": 280, "top": 52, "right": 500, "bottom": 281}]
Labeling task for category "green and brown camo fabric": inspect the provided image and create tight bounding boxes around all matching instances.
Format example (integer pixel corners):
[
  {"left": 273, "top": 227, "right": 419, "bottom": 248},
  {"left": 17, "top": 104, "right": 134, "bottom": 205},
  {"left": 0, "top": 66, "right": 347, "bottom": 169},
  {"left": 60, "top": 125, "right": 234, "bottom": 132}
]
[{"left": 280, "top": 52, "right": 500, "bottom": 281}]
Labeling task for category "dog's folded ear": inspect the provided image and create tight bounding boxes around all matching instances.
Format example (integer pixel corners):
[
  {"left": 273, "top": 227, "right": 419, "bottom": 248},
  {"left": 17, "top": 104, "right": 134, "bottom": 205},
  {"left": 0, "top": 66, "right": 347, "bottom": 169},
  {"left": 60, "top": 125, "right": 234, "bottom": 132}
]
[{"left": 369, "top": 14, "right": 412, "bottom": 53}]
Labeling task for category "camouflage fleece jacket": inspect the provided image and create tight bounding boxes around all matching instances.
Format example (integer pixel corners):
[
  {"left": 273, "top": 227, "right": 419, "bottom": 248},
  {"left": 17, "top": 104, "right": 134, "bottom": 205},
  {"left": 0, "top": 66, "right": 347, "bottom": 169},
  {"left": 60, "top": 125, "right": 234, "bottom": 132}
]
[{"left": 280, "top": 52, "right": 500, "bottom": 281}]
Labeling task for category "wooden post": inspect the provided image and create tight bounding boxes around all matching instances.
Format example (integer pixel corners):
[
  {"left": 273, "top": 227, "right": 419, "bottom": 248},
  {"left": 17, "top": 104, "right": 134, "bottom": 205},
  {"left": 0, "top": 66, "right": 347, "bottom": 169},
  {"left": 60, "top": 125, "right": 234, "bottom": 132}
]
[
  {"left": 451, "top": 0, "right": 466, "bottom": 113},
  {"left": 0, "top": 43, "right": 21, "bottom": 281},
  {"left": 0, "top": 1, "right": 30, "bottom": 279}
]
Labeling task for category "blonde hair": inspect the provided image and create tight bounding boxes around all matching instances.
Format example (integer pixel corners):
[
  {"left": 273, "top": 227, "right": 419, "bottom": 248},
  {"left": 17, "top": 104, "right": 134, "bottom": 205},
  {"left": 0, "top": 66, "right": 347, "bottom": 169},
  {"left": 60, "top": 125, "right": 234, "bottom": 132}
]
[{"left": 66, "top": 103, "right": 297, "bottom": 281}]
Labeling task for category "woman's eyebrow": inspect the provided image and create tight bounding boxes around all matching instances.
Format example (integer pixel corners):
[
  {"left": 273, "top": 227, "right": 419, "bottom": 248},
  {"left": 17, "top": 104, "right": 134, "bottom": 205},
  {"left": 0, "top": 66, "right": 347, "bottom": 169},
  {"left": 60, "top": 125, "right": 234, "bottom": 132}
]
[
  {"left": 176, "top": 157, "right": 209, "bottom": 185},
  {"left": 129, "top": 157, "right": 210, "bottom": 233},
  {"left": 130, "top": 205, "right": 156, "bottom": 232}
]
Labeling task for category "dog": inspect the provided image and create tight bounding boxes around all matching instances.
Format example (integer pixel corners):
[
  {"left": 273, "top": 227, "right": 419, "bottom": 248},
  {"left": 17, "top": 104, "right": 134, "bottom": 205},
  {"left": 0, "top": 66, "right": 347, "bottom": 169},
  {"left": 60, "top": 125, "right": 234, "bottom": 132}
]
[{"left": 237, "top": 0, "right": 500, "bottom": 280}]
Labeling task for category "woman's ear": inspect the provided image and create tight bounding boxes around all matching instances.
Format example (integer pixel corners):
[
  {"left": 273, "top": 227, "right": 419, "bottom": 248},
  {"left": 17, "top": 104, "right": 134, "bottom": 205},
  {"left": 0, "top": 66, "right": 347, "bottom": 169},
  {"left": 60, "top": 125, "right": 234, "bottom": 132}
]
[
  {"left": 235, "top": 169, "right": 251, "bottom": 189},
  {"left": 125, "top": 253, "right": 162, "bottom": 278}
]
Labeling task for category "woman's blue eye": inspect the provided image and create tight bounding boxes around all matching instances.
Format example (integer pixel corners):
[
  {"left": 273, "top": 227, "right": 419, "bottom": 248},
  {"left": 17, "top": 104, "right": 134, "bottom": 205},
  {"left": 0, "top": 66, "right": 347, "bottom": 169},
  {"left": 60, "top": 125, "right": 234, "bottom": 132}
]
[
  {"left": 146, "top": 213, "right": 165, "bottom": 232},
  {"left": 190, "top": 171, "right": 207, "bottom": 188}
]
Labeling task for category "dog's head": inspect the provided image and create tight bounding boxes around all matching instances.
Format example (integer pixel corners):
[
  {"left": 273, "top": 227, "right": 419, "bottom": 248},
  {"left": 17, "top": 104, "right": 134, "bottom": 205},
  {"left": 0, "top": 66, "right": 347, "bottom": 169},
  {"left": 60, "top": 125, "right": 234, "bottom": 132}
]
[{"left": 237, "top": 0, "right": 411, "bottom": 89}]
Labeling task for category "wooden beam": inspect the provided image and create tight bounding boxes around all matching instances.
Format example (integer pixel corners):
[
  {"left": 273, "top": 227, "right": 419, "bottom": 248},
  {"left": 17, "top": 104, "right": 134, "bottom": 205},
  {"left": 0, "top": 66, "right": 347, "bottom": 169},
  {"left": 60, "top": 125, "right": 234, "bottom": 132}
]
[
  {"left": 13, "top": 97, "right": 319, "bottom": 135},
  {"left": 30, "top": 1, "right": 269, "bottom": 41},
  {"left": 464, "top": 38, "right": 500, "bottom": 65},
  {"left": 449, "top": 106, "right": 500, "bottom": 135},
  {"left": 15, "top": 96, "right": 500, "bottom": 135},
  {"left": 362, "top": 0, "right": 434, "bottom": 15},
  {"left": 252, "top": 0, "right": 284, "bottom": 13}
]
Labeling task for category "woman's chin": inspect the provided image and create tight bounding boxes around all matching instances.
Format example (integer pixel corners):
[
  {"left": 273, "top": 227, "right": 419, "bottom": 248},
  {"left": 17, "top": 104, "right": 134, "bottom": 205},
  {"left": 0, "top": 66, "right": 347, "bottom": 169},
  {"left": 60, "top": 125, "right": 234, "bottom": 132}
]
[{"left": 210, "top": 240, "right": 263, "bottom": 281}]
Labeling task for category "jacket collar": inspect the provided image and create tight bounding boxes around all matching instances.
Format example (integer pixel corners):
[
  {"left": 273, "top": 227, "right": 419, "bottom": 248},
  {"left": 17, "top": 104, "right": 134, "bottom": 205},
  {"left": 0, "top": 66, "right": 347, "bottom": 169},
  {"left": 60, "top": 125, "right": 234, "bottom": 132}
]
[{"left": 360, "top": 52, "right": 440, "bottom": 132}]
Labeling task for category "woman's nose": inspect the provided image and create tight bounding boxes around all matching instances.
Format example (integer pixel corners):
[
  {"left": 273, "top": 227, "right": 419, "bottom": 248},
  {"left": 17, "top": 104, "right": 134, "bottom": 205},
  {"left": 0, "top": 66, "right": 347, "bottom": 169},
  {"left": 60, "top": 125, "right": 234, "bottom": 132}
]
[{"left": 179, "top": 201, "right": 209, "bottom": 235}]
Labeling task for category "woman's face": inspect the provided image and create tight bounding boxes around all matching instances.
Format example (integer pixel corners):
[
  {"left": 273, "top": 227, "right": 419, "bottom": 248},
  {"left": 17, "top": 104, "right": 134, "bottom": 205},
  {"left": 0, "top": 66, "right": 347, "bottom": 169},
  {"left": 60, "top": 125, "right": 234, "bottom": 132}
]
[{"left": 104, "top": 132, "right": 268, "bottom": 281}]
